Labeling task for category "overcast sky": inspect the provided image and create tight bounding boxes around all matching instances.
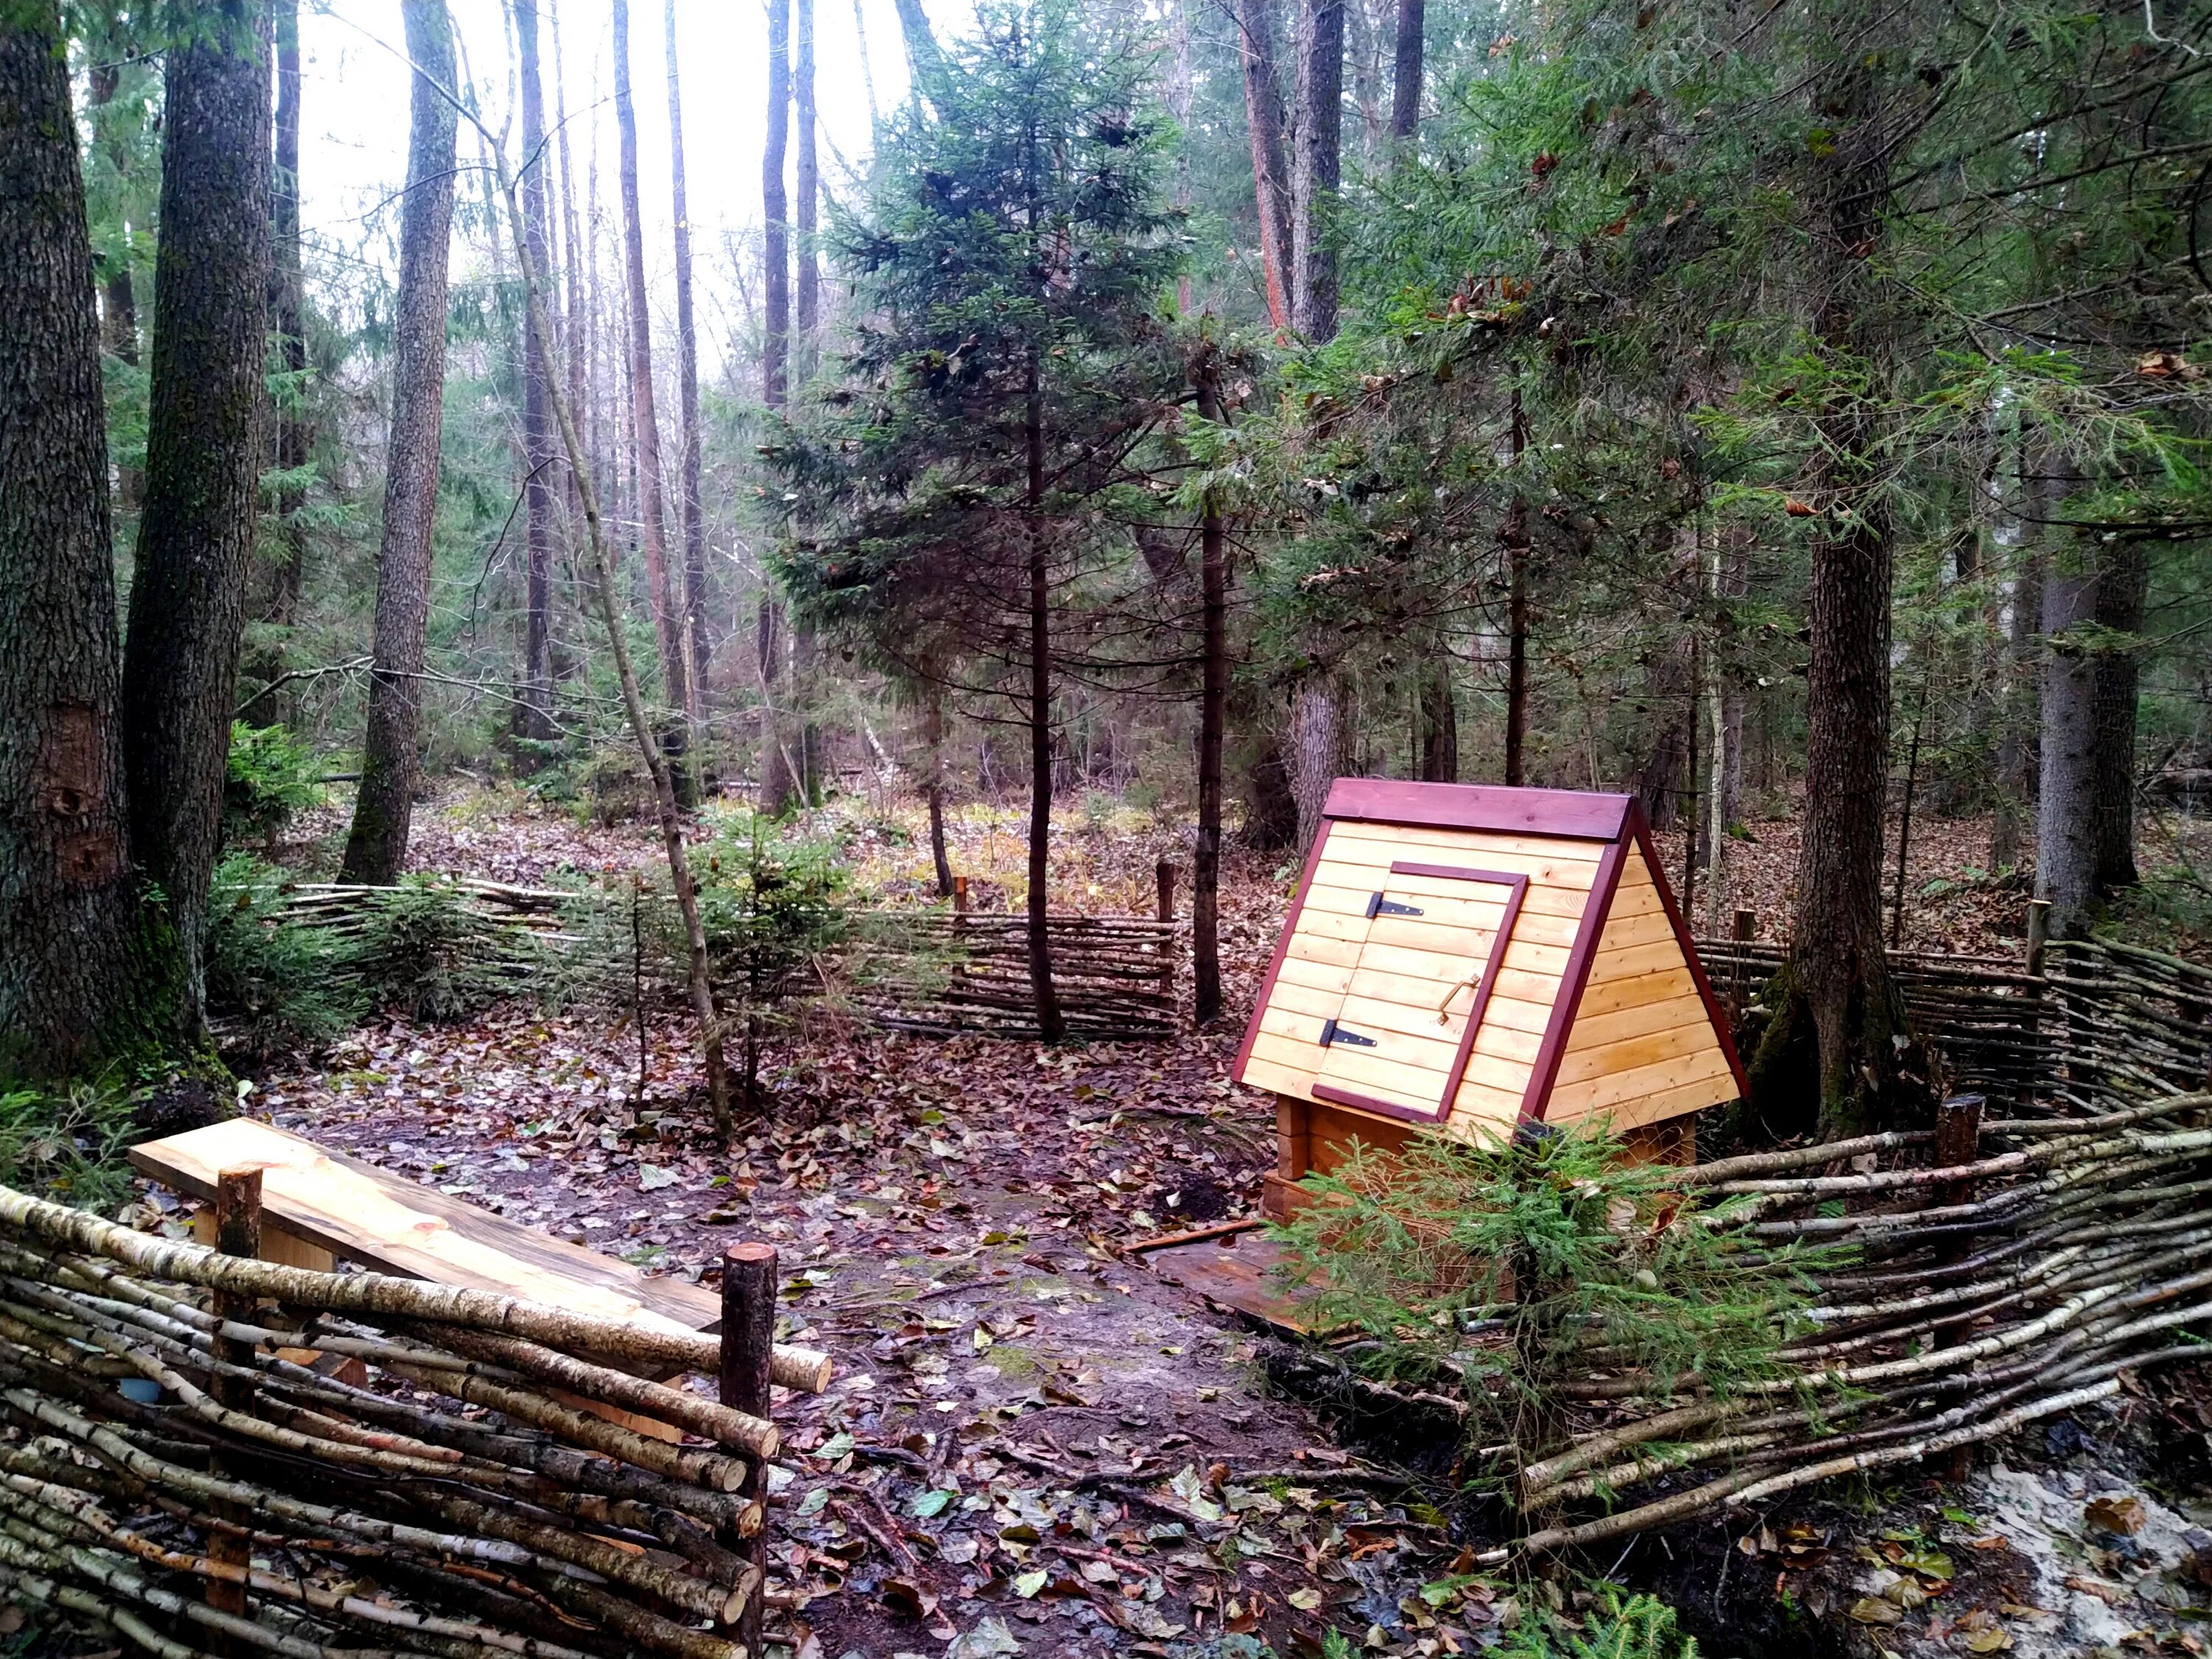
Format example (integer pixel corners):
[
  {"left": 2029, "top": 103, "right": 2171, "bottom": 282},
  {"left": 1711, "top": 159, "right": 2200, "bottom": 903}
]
[{"left": 294, "top": 0, "right": 933, "bottom": 378}]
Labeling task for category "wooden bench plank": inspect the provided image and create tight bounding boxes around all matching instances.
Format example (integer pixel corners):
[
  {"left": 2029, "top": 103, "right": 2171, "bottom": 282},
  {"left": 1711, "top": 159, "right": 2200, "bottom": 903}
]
[{"left": 129, "top": 1119, "right": 721, "bottom": 1340}]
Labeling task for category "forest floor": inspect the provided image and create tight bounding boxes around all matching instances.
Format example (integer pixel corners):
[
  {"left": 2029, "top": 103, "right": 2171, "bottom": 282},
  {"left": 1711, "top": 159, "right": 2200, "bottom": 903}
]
[{"left": 186, "top": 780, "right": 2212, "bottom": 1658}]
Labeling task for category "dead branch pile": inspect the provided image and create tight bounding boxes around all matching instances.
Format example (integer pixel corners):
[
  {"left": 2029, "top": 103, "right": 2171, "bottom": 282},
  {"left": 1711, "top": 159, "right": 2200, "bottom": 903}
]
[
  {"left": 1492, "top": 1093, "right": 2212, "bottom": 1562},
  {"left": 0, "top": 1185, "right": 818, "bottom": 1659}
]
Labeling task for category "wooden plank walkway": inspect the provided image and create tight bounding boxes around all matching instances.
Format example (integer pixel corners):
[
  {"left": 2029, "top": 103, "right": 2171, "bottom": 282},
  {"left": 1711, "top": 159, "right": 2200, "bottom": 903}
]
[{"left": 128, "top": 1119, "right": 721, "bottom": 1342}]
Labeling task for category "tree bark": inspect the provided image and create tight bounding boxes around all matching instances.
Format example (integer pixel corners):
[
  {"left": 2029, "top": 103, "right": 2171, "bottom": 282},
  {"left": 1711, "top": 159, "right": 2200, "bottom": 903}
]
[
  {"left": 1290, "top": 671, "right": 1346, "bottom": 855},
  {"left": 2090, "top": 540, "right": 2147, "bottom": 894},
  {"left": 1989, "top": 544, "right": 2039, "bottom": 872},
  {"left": 612, "top": 0, "right": 689, "bottom": 747},
  {"left": 552, "top": 0, "right": 588, "bottom": 552},
  {"left": 890, "top": 0, "right": 943, "bottom": 97},
  {"left": 1388, "top": 0, "right": 1422, "bottom": 142},
  {"left": 757, "top": 0, "right": 799, "bottom": 814},
  {"left": 1747, "top": 38, "right": 1914, "bottom": 1143},
  {"left": 85, "top": 55, "right": 144, "bottom": 518},
  {"left": 795, "top": 0, "right": 818, "bottom": 355},
  {"left": 1024, "top": 356, "right": 1063, "bottom": 1041},
  {"left": 763, "top": 0, "right": 790, "bottom": 412},
  {"left": 1417, "top": 656, "right": 1457, "bottom": 782},
  {"left": 515, "top": 0, "right": 557, "bottom": 749},
  {"left": 265, "top": 0, "right": 307, "bottom": 635},
  {"left": 1502, "top": 392, "right": 1529, "bottom": 786},
  {"left": 1193, "top": 352, "right": 1229, "bottom": 1026},
  {"left": 1290, "top": 0, "right": 1343, "bottom": 341},
  {"left": 119, "top": 0, "right": 271, "bottom": 1029},
  {"left": 923, "top": 695, "right": 953, "bottom": 898},
  {"left": 0, "top": 5, "right": 181, "bottom": 1077},
  {"left": 665, "top": 0, "right": 709, "bottom": 721},
  {"left": 341, "top": 0, "right": 457, "bottom": 886},
  {"left": 1232, "top": 0, "right": 1293, "bottom": 331}
]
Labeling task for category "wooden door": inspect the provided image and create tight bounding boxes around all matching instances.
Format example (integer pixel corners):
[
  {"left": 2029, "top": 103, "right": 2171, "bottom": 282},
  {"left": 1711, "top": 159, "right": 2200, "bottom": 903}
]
[{"left": 1309, "top": 862, "right": 1530, "bottom": 1123}]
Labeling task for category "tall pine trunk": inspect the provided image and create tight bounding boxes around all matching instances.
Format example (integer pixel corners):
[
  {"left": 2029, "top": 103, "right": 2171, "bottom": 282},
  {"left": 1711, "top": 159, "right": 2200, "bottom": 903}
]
[
  {"left": 1290, "top": 0, "right": 1343, "bottom": 341},
  {"left": 1193, "top": 349, "right": 1230, "bottom": 1026},
  {"left": 120, "top": 0, "right": 271, "bottom": 1028},
  {"left": 665, "top": 0, "right": 709, "bottom": 722},
  {"left": 1502, "top": 391, "right": 1530, "bottom": 785},
  {"left": 758, "top": 0, "right": 800, "bottom": 814},
  {"left": 1417, "top": 656, "right": 1457, "bottom": 782},
  {"left": 1388, "top": 0, "right": 1422, "bottom": 142},
  {"left": 1024, "top": 356, "right": 1063, "bottom": 1041},
  {"left": 2036, "top": 469, "right": 2145, "bottom": 936},
  {"left": 1290, "top": 672, "right": 1345, "bottom": 855},
  {"left": 1233, "top": 0, "right": 1293, "bottom": 330},
  {"left": 341, "top": 0, "right": 457, "bottom": 885},
  {"left": 1748, "top": 55, "right": 1914, "bottom": 1141},
  {"left": 515, "top": 0, "right": 557, "bottom": 749},
  {"left": 0, "top": 5, "right": 181, "bottom": 1076},
  {"left": 613, "top": 0, "right": 689, "bottom": 746},
  {"left": 793, "top": 0, "right": 825, "bottom": 800},
  {"left": 924, "top": 695, "right": 953, "bottom": 898},
  {"left": 265, "top": 0, "right": 307, "bottom": 635}
]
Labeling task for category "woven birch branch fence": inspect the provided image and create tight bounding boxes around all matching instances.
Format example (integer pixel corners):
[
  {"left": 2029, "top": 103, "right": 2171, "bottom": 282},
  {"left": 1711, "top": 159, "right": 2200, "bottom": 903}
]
[
  {"left": 232, "top": 876, "right": 1183, "bottom": 1040},
  {"left": 0, "top": 1183, "right": 828, "bottom": 1658},
  {"left": 1440, "top": 1091, "right": 2212, "bottom": 1565},
  {"left": 1694, "top": 934, "right": 2212, "bottom": 1105}
]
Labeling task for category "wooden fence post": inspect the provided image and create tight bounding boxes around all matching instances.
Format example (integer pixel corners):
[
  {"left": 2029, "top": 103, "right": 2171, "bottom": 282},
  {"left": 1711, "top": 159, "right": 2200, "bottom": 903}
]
[
  {"left": 209, "top": 1165, "right": 263, "bottom": 1629},
  {"left": 721, "top": 1242, "right": 777, "bottom": 1652},
  {"left": 2025, "top": 898, "right": 2051, "bottom": 977},
  {"left": 1155, "top": 860, "right": 1178, "bottom": 999},
  {"left": 953, "top": 874, "right": 969, "bottom": 916}
]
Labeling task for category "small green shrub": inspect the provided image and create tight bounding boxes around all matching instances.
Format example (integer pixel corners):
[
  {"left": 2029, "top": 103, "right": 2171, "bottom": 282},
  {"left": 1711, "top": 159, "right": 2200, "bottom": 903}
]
[
  {"left": 1271, "top": 1124, "right": 1827, "bottom": 1481},
  {"left": 0, "top": 1082, "right": 139, "bottom": 1212},
  {"left": 204, "top": 854, "right": 365, "bottom": 1052},
  {"left": 1503, "top": 1583, "right": 1699, "bottom": 1659},
  {"left": 696, "top": 813, "right": 861, "bottom": 1107},
  {"left": 223, "top": 722, "right": 324, "bottom": 851},
  {"left": 352, "top": 876, "right": 519, "bottom": 1023}
]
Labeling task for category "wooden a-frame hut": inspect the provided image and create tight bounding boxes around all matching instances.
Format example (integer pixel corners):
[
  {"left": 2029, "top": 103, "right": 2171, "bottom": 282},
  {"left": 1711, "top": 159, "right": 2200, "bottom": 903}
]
[{"left": 1234, "top": 779, "right": 1747, "bottom": 1218}]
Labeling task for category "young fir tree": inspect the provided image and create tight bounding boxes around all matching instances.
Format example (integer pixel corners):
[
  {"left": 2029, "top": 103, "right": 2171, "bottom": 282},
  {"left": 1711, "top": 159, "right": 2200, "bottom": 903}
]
[{"left": 775, "top": 0, "right": 1182, "bottom": 1040}]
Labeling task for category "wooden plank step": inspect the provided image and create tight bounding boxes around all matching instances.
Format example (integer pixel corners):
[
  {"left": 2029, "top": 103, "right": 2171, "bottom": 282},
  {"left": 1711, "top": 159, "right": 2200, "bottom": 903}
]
[{"left": 128, "top": 1119, "right": 721, "bottom": 1344}]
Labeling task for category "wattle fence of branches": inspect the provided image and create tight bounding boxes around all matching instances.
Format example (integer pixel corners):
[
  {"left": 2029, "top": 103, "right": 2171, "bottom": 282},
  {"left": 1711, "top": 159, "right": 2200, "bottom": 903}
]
[
  {"left": 1485, "top": 1091, "right": 2212, "bottom": 1562},
  {"left": 1694, "top": 934, "right": 2212, "bottom": 1105},
  {"left": 0, "top": 1185, "right": 835, "bottom": 1659},
  {"left": 240, "top": 877, "right": 1180, "bottom": 1040}
]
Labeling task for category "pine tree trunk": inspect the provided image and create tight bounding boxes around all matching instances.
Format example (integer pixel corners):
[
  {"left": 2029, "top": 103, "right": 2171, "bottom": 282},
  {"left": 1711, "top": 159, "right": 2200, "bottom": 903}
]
[
  {"left": 341, "top": 0, "right": 456, "bottom": 886},
  {"left": 1990, "top": 547, "right": 2039, "bottom": 872},
  {"left": 795, "top": 0, "right": 819, "bottom": 352},
  {"left": 552, "top": 0, "right": 587, "bottom": 552},
  {"left": 1502, "top": 388, "right": 1529, "bottom": 785},
  {"left": 1024, "top": 358, "right": 1063, "bottom": 1041},
  {"left": 665, "top": 0, "right": 709, "bottom": 723},
  {"left": 264, "top": 0, "right": 307, "bottom": 639},
  {"left": 924, "top": 695, "right": 953, "bottom": 898},
  {"left": 2090, "top": 540, "right": 2147, "bottom": 894},
  {"left": 516, "top": 0, "right": 557, "bottom": 750},
  {"left": 1417, "top": 656, "right": 1457, "bottom": 782},
  {"left": 890, "top": 0, "right": 943, "bottom": 93},
  {"left": 1388, "top": 0, "right": 1422, "bottom": 142},
  {"left": 763, "top": 0, "right": 790, "bottom": 411},
  {"left": 1290, "top": 671, "right": 1345, "bottom": 855},
  {"left": 119, "top": 0, "right": 271, "bottom": 1029},
  {"left": 1232, "top": 0, "right": 1293, "bottom": 330},
  {"left": 1290, "top": 0, "right": 1343, "bottom": 341},
  {"left": 85, "top": 58, "right": 144, "bottom": 518},
  {"left": 612, "top": 0, "right": 689, "bottom": 742},
  {"left": 1193, "top": 353, "right": 1229, "bottom": 1026},
  {"left": 0, "top": 6, "right": 183, "bottom": 1077}
]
